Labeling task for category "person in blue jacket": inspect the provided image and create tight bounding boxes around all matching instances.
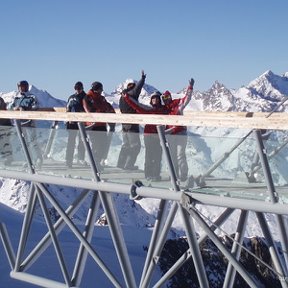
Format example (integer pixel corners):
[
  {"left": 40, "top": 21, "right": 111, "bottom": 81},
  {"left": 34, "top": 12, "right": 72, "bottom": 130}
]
[{"left": 9, "top": 80, "right": 42, "bottom": 167}]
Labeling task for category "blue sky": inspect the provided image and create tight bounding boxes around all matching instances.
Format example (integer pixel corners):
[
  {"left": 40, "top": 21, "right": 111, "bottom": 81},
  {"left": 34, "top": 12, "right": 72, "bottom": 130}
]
[{"left": 0, "top": 0, "right": 287, "bottom": 100}]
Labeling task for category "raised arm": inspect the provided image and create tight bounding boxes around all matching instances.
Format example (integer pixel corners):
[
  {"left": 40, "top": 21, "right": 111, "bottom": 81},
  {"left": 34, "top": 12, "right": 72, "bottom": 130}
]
[
  {"left": 178, "top": 78, "right": 194, "bottom": 113},
  {"left": 132, "top": 70, "right": 146, "bottom": 99},
  {"left": 123, "top": 93, "right": 154, "bottom": 114}
]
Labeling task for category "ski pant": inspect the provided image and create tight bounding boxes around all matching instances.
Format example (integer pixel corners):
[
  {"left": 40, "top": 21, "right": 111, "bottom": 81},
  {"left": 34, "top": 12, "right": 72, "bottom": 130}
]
[
  {"left": 117, "top": 126, "right": 141, "bottom": 169},
  {"left": 22, "top": 124, "right": 43, "bottom": 164},
  {"left": 87, "top": 126, "right": 108, "bottom": 168},
  {"left": 101, "top": 131, "right": 113, "bottom": 163},
  {"left": 167, "top": 131, "right": 188, "bottom": 181},
  {"left": 65, "top": 126, "right": 85, "bottom": 166},
  {"left": 144, "top": 134, "right": 162, "bottom": 179}
]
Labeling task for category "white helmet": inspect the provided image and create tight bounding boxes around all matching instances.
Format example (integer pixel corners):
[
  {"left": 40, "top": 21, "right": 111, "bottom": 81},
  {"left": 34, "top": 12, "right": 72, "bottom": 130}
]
[{"left": 124, "top": 79, "right": 136, "bottom": 90}]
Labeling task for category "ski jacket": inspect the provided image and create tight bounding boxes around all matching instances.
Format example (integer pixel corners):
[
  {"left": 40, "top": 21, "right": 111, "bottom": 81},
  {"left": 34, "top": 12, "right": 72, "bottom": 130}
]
[
  {"left": 83, "top": 89, "right": 115, "bottom": 128},
  {"left": 66, "top": 91, "right": 86, "bottom": 113},
  {"left": 119, "top": 74, "right": 146, "bottom": 132},
  {"left": 9, "top": 92, "right": 38, "bottom": 111},
  {"left": 165, "top": 85, "right": 193, "bottom": 135},
  {"left": 123, "top": 94, "right": 168, "bottom": 134},
  {"left": 9, "top": 91, "right": 38, "bottom": 127},
  {"left": 119, "top": 74, "right": 146, "bottom": 114},
  {"left": 66, "top": 91, "right": 86, "bottom": 129}
]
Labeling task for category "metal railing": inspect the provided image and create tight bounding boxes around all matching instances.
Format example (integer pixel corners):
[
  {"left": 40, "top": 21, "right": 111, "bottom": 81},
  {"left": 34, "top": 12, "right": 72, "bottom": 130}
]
[{"left": 0, "top": 110, "right": 287, "bottom": 287}]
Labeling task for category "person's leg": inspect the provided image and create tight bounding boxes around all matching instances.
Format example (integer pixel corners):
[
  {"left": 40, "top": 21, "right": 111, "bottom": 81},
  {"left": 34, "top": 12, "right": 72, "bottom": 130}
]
[
  {"left": 26, "top": 124, "right": 43, "bottom": 167},
  {"left": 66, "top": 129, "right": 77, "bottom": 167},
  {"left": 76, "top": 131, "right": 85, "bottom": 162},
  {"left": 87, "top": 127, "right": 106, "bottom": 170},
  {"left": 92, "top": 128, "right": 108, "bottom": 163},
  {"left": 124, "top": 131, "right": 141, "bottom": 170},
  {"left": 167, "top": 134, "right": 179, "bottom": 177},
  {"left": 177, "top": 133, "right": 188, "bottom": 181},
  {"left": 117, "top": 131, "right": 129, "bottom": 168},
  {"left": 151, "top": 135, "right": 162, "bottom": 179},
  {"left": 144, "top": 135, "right": 153, "bottom": 178}
]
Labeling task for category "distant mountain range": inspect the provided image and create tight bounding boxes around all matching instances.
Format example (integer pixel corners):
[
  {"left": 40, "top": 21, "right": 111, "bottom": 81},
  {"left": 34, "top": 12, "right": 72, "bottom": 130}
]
[{"left": 1, "top": 70, "right": 288, "bottom": 113}]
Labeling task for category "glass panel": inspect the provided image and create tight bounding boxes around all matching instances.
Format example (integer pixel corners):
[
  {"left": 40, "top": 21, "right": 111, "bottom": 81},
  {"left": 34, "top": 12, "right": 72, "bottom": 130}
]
[
  {"left": 0, "top": 124, "right": 28, "bottom": 172},
  {"left": 36, "top": 122, "right": 93, "bottom": 179},
  {"left": 1, "top": 120, "right": 288, "bottom": 204}
]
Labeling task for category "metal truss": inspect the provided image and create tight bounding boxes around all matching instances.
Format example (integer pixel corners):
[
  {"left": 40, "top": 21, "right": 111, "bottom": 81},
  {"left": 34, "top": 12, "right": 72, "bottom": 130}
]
[{"left": 0, "top": 120, "right": 287, "bottom": 287}]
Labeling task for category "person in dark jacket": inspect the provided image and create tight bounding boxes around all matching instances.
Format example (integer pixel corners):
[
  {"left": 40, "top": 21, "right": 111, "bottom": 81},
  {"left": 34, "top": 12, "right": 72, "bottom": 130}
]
[
  {"left": 83, "top": 81, "right": 115, "bottom": 169},
  {"left": 65, "top": 81, "right": 86, "bottom": 168},
  {"left": 123, "top": 91, "right": 168, "bottom": 180},
  {"left": 162, "top": 78, "right": 194, "bottom": 181},
  {"left": 117, "top": 70, "right": 146, "bottom": 170},
  {"left": 0, "top": 97, "right": 13, "bottom": 165}
]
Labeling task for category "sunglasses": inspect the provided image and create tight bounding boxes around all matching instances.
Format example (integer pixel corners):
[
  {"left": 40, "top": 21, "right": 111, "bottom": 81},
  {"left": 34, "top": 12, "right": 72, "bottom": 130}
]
[{"left": 127, "top": 83, "right": 135, "bottom": 89}]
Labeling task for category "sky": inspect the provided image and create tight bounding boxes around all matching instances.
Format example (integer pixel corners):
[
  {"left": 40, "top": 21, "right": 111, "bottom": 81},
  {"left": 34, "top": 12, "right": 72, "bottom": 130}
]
[{"left": 0, "top": 0, "right": 287, "bottom": 100}]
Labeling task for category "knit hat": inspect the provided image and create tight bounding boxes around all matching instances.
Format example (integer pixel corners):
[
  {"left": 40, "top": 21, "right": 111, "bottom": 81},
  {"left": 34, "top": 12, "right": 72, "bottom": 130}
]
[
  {"left": 74, "top": 81, "right": 83, "bottom": 90},
  {"left": 91, "top": 81, "right": 103, "bottom": 91}
]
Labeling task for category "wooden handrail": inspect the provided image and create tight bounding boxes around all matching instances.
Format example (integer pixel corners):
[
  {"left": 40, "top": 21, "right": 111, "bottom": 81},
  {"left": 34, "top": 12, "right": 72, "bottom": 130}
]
[{"left": 0, "top": 109, "right": 288, "bottom": 130}]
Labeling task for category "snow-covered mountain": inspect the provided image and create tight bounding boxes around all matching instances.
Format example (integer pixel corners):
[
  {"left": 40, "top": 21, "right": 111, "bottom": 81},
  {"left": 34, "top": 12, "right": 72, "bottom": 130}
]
[
  {"left": 1, "top": 70, "right": 287, "bottom": 112},
  {"left": 0, "top": 85, "right": 66, "bottom": 108}
]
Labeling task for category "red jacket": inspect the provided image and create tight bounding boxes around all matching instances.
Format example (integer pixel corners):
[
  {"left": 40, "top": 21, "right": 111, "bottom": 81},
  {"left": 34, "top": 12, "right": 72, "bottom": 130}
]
[
  {"left": 83, "top": 89, "right": 115, "bottom": 127},
  {"left": 124, "top": 94, "right": 168, "bottom": 134},
  {"left": 165, "top": 85, "right": 193, "bottom": 134}
]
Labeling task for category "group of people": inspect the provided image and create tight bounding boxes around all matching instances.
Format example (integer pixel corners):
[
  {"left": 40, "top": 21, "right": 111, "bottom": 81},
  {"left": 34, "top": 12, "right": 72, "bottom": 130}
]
[
  {"left": 118, "top": 70, "right": 194, "bottom": 182},
  {"left": 0, "top": 73, "right": 195, "bottom": 182}
]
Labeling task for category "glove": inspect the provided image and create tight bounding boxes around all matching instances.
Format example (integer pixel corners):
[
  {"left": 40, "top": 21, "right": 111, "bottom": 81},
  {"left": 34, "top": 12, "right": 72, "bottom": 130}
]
[
  {"left": 122, "top": 89, "right": 128, "bottom": 96},
  {"left": 141, "top": 70, "right": 146, "bottom": 79},
  {"left": 189, "top": 78, "right": 195, "bottom": 87}
]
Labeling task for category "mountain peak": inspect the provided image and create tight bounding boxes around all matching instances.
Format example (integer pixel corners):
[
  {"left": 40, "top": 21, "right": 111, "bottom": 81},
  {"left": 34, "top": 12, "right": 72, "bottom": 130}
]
[
  {"left": 211, "top": 80, "right": 225, "bottom": 90},
  {"left": 260, "top": 70, "right": 275, "bottom": 78},
  {"left": 247, "top": 70, "right": 288, "bottom": 101}
]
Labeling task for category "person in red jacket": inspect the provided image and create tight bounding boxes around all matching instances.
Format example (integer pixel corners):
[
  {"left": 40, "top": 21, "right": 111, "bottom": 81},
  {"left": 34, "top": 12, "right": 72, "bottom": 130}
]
[
  {"left": 83, "top": 81, "right": 115, "bottom": 169},
  {"left": 162, "top": 78, "right": 194, "bottom": 181},
  {"left": 123, "top": 91, "right": 168, "bottom": 180}
]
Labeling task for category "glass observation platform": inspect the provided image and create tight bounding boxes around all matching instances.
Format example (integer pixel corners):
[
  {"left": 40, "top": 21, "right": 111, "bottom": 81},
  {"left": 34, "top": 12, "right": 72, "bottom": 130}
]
[
  {"left": 0, "top": 110, "right": 287, "bottom": 205},
  {"left": 1, "top": 110, "right": 288, "bottom": 288}
]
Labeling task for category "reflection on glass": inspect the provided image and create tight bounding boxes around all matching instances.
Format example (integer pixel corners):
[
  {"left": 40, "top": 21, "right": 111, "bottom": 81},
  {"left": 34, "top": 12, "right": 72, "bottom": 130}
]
[{"left": 0, "top": 121, "right": 287, "bottom": 203}]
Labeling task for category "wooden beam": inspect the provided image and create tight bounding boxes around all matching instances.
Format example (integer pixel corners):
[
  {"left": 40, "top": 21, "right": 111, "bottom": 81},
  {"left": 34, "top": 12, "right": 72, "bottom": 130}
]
[{"left": 1, "top": 110, "right": 288, "bottom": 130}]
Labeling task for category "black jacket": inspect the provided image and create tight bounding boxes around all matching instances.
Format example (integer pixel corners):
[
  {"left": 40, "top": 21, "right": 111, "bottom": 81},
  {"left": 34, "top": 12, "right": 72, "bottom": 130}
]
[
  {"left": 119, "top": 75, "right": 146, "bottom": 114},
  {"left": 66, "top": 91, "right": 86, "bottom": 129},
  {"left": 66, "top": 91, "right": 86, "bottom": 112}
]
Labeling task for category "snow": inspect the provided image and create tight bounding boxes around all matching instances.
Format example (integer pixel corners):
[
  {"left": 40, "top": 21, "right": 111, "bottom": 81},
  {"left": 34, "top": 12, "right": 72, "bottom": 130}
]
[
  {"left": 0, "top": 202, "right": 161, "bottom": 287},
  {"left": 1, "top": 70, "right": 288, "bottom": 287}
]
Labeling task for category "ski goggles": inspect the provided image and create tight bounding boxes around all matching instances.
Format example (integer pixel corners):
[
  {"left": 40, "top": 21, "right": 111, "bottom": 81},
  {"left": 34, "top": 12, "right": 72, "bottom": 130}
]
[{"left": 162, "top": 94, "right": 171, "bottom": 101}]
